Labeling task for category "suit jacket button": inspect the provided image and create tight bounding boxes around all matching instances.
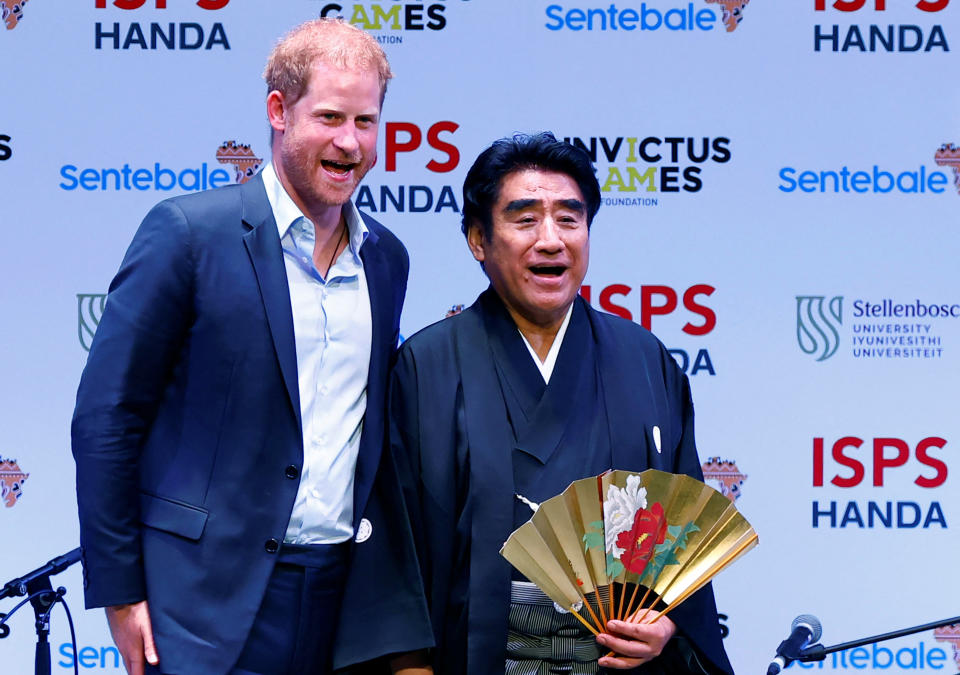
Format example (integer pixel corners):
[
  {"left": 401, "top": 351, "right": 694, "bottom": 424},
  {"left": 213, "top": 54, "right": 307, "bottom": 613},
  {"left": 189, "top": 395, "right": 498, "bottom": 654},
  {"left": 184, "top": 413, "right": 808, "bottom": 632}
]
[
  {"left": 284, "top": 465, "right": 300, "bottom": 480},
  {"left": 264, "top": 538, "right": 280, "bottom": 554}
]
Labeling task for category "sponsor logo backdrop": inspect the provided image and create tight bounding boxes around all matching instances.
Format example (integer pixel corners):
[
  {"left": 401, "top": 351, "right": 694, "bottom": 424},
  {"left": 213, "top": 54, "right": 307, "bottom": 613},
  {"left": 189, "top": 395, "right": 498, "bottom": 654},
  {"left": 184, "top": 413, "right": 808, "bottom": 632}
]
[{"left": 1, "top": 1, "right": 957, "bottom": 672}]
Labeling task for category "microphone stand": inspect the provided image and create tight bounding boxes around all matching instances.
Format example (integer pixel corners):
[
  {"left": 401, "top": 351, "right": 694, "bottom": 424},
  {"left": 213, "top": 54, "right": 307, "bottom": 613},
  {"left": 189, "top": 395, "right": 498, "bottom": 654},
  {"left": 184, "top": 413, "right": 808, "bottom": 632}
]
[
  {"left": 798, "top": 615, "right": 960, "bottom": 673},
  {"left": 0, "top": 548, "right": 82, "bottom": 675}
]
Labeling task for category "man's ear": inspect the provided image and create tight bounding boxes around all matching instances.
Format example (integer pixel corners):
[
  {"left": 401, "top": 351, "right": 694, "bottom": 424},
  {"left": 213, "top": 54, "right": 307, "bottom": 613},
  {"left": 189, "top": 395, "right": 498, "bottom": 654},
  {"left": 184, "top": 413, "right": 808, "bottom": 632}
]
[
  {"left": 266, "top": 90, "right": 286, "bottom": 134},
  {"left": 466, "top": 223, "right": 486, "bottom": 263}
]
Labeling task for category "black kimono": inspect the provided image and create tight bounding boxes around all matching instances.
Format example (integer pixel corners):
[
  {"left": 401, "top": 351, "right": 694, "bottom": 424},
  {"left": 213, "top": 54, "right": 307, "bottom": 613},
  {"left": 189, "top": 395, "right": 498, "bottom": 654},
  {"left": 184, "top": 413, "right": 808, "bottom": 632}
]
[{"left": 390, "top": 289, "right": 733, "bottom": 675}]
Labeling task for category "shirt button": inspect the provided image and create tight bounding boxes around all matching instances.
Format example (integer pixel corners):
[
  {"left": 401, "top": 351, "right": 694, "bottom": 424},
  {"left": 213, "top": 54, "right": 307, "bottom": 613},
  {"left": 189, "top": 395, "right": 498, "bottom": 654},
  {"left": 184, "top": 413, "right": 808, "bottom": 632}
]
[
  {"left": 264, "top": 538, "right": 280, "bottom": 554},
  {"left": 284, "top": 465, "right": 300, "bottom": 480},
  {"left": 319, "top": 386, "right": 328, "bottom": 396}
]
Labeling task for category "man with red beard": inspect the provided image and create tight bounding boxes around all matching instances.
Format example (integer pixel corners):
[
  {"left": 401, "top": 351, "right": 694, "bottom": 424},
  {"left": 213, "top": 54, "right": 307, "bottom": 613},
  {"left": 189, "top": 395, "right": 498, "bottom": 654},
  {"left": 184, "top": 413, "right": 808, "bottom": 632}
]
[
  {"left": 390, "top": 133, "right": 733, "bottom": 674},
  {"left": 72, "top": 19, "right": 431, "bottom": 675}
]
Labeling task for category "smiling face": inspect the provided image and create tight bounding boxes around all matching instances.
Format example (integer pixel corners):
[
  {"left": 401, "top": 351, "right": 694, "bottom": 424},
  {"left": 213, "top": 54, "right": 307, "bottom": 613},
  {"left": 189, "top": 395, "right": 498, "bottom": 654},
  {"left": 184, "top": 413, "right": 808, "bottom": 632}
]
[
  {"left": 468, "top": 169, "right": 590, "bottom": 332},
  {"left": 269, "top": 60, "right": 381, "bottom": 217}
]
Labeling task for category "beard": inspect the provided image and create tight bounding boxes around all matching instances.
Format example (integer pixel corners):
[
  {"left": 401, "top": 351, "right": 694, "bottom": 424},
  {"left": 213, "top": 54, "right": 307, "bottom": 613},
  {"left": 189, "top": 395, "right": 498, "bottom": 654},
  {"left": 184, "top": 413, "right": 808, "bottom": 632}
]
[{"left": 278, "top": 133, "right": 373, "bottom": 209}]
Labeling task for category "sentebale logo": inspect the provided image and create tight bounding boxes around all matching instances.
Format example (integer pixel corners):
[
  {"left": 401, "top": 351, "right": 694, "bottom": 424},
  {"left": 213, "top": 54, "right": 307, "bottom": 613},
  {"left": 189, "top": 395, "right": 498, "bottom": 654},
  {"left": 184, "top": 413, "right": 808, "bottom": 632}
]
[
  {"left": 934, "top": 143, "right": 960, "bottom": 195},
  {"left": 78, "top": 293, "right": 107, "bottom": 352},
  {"left": 934, "top": 625, "right": 960, "bottom": 670},
  {"left": 0, "top": 457, "right": 28, "bottom": 508},
  {"left": 796, "top": 295, "right": 843, "bottom": 361},
  {"left": 59, "top": 140, "right": 260, "bottom": 192},
  {"left": 704, "top": 0, "right": 749, "bottom": 32},
  {"left": 216, "top": 140, "right": 262, "bottom": 185},
  {"left": 701, "top": 457, "right": 747, "bottom": 502},
  {"left": 1, "top": 0, "right": 28, "bottom": 30},
  {"left": 544, "top": 1, "right": 753, "bottom": 33}
]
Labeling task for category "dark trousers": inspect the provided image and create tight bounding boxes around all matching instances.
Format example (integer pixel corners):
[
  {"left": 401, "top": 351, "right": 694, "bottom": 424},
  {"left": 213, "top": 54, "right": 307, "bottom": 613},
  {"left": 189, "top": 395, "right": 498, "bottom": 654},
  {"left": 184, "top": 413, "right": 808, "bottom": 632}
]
[
  {"left": 231, "top": 542, "right": 350, "bottom": 675},
  {"left": 146, "top": 542, "right": 350, "bottom": 675}
]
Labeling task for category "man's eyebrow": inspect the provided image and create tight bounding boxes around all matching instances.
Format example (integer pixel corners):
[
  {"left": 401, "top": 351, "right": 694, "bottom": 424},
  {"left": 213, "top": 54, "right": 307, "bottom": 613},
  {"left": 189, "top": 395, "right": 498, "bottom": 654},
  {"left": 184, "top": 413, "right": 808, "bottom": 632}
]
[
  {"left": 502, "top": 198, "right": 540, "bottom": 213},
  {"left": 558, "top": 199, "right": 586, "bottom": 213}
]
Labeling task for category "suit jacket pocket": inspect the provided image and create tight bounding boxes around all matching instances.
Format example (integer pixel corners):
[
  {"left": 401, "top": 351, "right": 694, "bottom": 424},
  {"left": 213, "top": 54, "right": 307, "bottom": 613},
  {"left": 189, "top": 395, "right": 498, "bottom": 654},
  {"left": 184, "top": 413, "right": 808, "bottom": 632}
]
[{"left": 139, "top": 491, "right": 209, "bottom": 541}]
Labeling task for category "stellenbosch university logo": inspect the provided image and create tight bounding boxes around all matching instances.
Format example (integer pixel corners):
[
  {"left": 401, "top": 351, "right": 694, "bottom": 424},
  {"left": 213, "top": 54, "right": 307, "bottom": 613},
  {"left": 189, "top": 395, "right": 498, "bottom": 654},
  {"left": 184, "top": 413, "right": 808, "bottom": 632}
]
[
  {"left": 796, "top": 294, "right": 956, "bottom": 362},
  {"left": 1, "top": 0, "right": 29, "bottom": 30},
  {"left": 701, "top": 457, "right": 747, "bottom": 501},
  {"left": 796, "top": 295, "right": 842, "bottom": 361},
  {"left": 94, "top": 0, "right": 231, "bottom": 51},
  {"left": 779, "top": 144, "right": 958, "bottom": 196},
  {"left": 358, "top": 121, "right": 461, "bottom": 214},
  {"left": 813, "top": 0, "right": 950, "bottom": 53},
  {"left": 318, "top": 1, "right": 470, "bottom": 45},
  {"left": 812, "top": 434, "right": 950, "bottom": 530},
  {"left": 545, "top": 0, "right": 753, "bottom": 33},
  {"left": 60, "top": 140, "right": 259, "bottom": 192},
  {"left": 0, "top": 457, "right": 28, "bottom": 508},
  {"left": 565, "top": 134, "right": 731, "bottom": 207},
  {"left": 581, "top": 282, "right": 718, "bottom": 375},
  {"left": 78, "top": 293, "right": 106, "bottom": 352}
]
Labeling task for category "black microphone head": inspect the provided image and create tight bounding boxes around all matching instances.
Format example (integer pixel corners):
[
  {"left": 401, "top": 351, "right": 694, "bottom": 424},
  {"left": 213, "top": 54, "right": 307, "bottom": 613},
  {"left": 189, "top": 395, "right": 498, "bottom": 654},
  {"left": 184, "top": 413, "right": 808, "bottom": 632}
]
[{"left": 792, "top": 614, "right": 822, "bottom": 641}]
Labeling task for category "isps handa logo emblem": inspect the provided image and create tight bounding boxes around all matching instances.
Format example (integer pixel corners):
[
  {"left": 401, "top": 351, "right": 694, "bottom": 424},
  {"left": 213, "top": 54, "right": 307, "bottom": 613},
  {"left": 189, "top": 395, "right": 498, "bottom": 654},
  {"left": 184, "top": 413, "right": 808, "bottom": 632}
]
[
  {"left": 78, "top": 293, "right": 106, "bottom": 352},
  {"left": 701, "top": 457, "right": 747, "bottom": 502},
  {"left": 1, "top": 0, "right": 28, "bottom": 30},
  {"left": 0, "top": 457, "right": 28, "bottom": 508},
  {"left": 796, "top": 295, "right": 843, "bottom": 362}
]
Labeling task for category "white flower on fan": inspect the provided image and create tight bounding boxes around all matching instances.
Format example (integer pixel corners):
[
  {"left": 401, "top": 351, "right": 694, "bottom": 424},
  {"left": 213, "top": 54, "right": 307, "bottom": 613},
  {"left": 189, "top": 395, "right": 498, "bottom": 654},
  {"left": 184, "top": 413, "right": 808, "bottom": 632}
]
[{"left": 603, "top": 474, "right": 647, "bottom": 559}]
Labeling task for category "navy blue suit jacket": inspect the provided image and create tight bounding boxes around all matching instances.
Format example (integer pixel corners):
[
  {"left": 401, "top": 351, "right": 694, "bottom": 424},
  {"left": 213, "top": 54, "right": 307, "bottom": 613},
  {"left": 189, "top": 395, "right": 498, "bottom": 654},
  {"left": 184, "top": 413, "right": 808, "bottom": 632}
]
[{"left": 72, "top": 173, "right": 431, "bottom": 674}]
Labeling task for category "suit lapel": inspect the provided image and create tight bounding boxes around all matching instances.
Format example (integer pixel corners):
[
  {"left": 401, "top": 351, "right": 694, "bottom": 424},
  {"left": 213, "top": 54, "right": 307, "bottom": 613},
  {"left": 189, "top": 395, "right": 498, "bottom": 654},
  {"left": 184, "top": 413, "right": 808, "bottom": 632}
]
[
  {"left": 588, "top": 302, "right": 670, "bottom": 473},
  {"left": 240, "top": 174, "right": 302, "bottom": 432},
  {"left": 458, "top": 294, "right": 515, "bottom": 674},
  {"left": 353, "top": 227, "right": 389, "bottom": 529}
]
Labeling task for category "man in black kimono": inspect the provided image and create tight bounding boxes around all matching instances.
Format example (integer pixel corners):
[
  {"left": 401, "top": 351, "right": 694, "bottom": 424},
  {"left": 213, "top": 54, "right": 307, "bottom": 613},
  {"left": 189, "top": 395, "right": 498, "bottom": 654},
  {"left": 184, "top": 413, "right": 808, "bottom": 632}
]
[{"left": 390, "top": 133, "right": 734, "bottom": 674}]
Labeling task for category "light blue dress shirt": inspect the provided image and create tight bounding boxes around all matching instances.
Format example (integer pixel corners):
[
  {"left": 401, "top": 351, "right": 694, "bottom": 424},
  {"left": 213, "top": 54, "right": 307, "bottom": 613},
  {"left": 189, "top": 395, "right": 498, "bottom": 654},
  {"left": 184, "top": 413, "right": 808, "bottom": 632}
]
[{"left": 261, "top": 162, "right": 372, "bottom": 545}]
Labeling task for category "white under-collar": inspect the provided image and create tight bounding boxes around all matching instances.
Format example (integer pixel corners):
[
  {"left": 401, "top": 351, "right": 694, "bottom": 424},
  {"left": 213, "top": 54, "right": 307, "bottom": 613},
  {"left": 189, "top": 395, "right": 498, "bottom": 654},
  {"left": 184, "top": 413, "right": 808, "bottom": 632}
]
[{"left": 518, "top": 303, "right": 574, "bottom": 384}]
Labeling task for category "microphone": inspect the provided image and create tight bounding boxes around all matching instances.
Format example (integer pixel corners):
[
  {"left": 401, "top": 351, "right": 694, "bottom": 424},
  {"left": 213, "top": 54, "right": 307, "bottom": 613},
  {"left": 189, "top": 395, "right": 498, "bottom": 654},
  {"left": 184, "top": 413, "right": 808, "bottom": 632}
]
[
  {"left": 0, "top": 548, "right": 81, "bottom": 600},
  {"left": 767, "top": 614, "right": 822, "bottom": 675}
]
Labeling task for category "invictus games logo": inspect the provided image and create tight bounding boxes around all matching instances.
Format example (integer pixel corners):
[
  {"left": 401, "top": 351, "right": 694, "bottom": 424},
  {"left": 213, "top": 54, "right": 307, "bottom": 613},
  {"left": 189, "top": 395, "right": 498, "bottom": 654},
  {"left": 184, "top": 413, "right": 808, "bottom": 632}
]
[
  {"left": 935, "top": 143, "right": 960, "bottom": 195},
  {"left": 0, "top": 458, "right": 28, "bottom": 508},
  {"left": 318, "top": 1, "right": 468, "bottom": 45},
  {"left": 216, "top": 141, "right": 262, "bottom": 185},
  {"left": 78, "top": 293, "right": 107, "bottom": 352},
  {"left": 701, "top": 457, "right": 747, "bottom": 502},
  {"left": 1, "top": 0, "right": 28, "bottom": 30},
  {"left": 563, "top": 135, "right": 732, "bottom": 208},
  {"left": 934, "top": 625, "right": 960, "bottom": 670},
  {"left": 796, "top": 295, "right": 843, "bottom": 362}
]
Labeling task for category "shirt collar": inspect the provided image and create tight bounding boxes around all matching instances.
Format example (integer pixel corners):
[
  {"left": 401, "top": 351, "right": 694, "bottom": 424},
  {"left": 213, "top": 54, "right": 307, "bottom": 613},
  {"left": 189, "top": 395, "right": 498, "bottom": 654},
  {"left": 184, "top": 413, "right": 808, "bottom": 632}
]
[
  {"left": 261, "top": 161, "right": 368, "bottom": 258},
  {"left": 518, "top": 302, "right": 575, "bottom": 384}
]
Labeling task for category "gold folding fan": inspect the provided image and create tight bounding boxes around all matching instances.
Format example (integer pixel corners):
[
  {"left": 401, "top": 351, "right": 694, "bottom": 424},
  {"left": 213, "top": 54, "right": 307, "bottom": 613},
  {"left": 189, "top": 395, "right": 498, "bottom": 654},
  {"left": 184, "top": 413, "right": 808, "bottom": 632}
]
[{"left": 500, "top": 469, "right": 758, "bottom": 635}]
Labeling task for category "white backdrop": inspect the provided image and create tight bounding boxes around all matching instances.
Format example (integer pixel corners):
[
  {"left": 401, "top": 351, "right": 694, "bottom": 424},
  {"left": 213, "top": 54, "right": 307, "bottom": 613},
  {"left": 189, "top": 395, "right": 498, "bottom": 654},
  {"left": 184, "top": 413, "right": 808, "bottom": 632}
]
[{"left": 1, "top": 1, "right": 958, "bottom": 673}]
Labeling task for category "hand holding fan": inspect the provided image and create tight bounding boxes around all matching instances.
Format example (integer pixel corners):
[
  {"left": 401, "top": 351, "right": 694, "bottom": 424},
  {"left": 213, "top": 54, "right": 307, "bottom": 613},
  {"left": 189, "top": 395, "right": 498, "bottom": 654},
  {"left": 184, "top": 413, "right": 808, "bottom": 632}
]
[{"left": 499, "top": 469, "right": 758, "bottom": 636}]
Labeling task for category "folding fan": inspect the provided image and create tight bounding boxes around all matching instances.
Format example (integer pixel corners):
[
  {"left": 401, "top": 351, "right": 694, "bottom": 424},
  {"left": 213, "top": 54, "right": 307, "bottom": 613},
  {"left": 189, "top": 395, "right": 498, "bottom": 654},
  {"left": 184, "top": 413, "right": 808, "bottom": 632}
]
[{"left": 500, "top": 469, "right": 758, "bottom": 636}]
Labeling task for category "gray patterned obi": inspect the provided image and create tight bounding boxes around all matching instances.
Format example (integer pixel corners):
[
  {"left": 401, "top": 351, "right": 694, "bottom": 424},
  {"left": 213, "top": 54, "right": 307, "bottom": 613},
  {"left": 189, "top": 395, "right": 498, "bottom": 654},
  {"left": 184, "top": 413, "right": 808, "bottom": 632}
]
[{"left": 506, "top": 581, "right": 605, "bottom": 675}]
